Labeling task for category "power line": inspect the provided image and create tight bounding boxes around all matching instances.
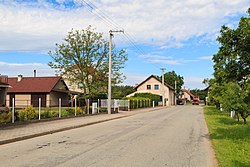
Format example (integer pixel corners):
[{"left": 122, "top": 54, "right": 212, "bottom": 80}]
[{"left": 79, "top": 0, "right": 161, "bottom": 71}]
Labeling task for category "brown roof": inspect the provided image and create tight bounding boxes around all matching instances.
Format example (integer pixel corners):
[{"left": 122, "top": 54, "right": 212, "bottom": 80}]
[
  {"left": 181, "top": 88, "right": 196, "bottom": 98},
  {"left": 135, "top": 75, "right": 175, "bottom": 90},
  {"left": 7, "top": 76, "right": 64, "bottom": 93}
]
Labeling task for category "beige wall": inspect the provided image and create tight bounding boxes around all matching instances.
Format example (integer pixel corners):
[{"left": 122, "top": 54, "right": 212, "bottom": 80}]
[
  {"left": 182, "top": 92, "right": 191, "bottom": 101},
  {"left": 49, "top": 91, "right": 69, "bottom": 107},
  {"left": 14, "top": 94, "right": 31, "bottom": 108},
  {"left": 136, "top": 77, "right": 174, "bottom": 106}
]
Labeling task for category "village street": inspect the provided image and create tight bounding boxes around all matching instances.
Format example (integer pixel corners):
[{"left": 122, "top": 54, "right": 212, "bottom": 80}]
[{"left": 0, "top": 105, "right": 217, "bottom": 167}]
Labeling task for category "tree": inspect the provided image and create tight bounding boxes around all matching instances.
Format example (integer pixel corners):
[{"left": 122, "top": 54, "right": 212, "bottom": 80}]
[
  {"left": 162, "top": 70, "right": 184, "bottom": 94},
  {"left": 220, "top": 82, "right": 250, "bottom": 124},
  {"left": 112, "top": 85, "right": 135, "bottom": 99},
  {"left": 48, "top": 26, "right": 128, "bottom": 98},
  {"left": 211, "top": 8, "right": 250, "bottom": 123},
  {"left": 213, "top": 8, "right": 250, "bottom": 84}
]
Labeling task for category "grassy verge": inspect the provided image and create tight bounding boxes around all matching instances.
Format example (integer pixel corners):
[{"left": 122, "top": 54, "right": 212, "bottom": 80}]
[{"left": 204, "top": 106, "right": 250, "bottom": 167}]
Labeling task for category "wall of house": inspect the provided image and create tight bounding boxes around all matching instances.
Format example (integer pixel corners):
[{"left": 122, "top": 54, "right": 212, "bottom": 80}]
[
  {"left": 0, "top": 88, "right": 7, "bottom": 106},
  {"left": 183, "top": 92, "right": 191, "bottom": 101},
  {"left": 137, "top": 77, "right": 174, "bottom": 106},
  {"left": 49, "top": 91, "right": 69, "bottom": 107},
  {"left": 12, "top": 94, "right": 31, "bottom": 108},
  {"left": 63, "top": 78, "right": 83, "bottom": 93}
]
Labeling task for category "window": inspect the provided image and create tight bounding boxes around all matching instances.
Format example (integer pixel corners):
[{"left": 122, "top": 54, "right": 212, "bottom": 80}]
[
  {"left": 147, "top": 85, "right": 151, "bottom": 90},
  {"left": 154, "top": 84, "right": 159, "bottom": 90}
]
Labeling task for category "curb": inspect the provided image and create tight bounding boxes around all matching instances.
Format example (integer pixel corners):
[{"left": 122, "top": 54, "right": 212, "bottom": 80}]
[
  {"left": 0, "top": 106, "right": 166, "bottom": 145},
  {"left": 0, "top": 115, "right": 130, "bottom": 145}
]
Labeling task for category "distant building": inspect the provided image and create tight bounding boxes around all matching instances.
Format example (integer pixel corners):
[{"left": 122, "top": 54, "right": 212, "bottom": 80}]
[
  {"left": 127, "top": 75, "right": 175, "bottom": 106},
  {"left": 180, "top": 88, "right": 199, "bottom": 101}
]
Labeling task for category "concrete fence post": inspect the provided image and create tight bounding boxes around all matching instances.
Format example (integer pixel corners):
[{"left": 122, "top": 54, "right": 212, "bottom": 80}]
[
  {"left": 59, "top": 98, "right": 61, "bottom": 118},
  {"left": 12, "top": 98, "right": 15, "bottom": 123},
  {"left": 75, "top": 98, "right": 77, "bottom": 116},
  {"left": 97, "top": 99, "right": 100, "bottom": 114},
  {"left": 87, "top": 99, "right": 90, "bottom": 115},
  {"left": 38, "top": 98, "right": 41, "bottom": 120}
]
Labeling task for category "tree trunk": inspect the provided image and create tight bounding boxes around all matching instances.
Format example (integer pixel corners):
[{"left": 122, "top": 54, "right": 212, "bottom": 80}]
[
  {"left": 243, "top": 118, "right": 247, "bottom": 124},
  {"left": 236, "top": 112, "right": 239, "bottom": 122}
]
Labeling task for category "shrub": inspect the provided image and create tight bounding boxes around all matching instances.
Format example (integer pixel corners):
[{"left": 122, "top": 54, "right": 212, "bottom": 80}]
[
  {"left": 41, "top": 109, "right": 51, "bottom": 119},
  {"left": 76, "top": 107, "right": 84, "bottom": 115},
  {"left": 0, "top": 112, "right": 12, "bottom": 123},
  {"left": 19, "top": 106, "right": 38, "bottom": 121}
]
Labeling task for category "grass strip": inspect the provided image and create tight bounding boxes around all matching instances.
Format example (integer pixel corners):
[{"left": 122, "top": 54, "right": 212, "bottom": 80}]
[{"left": 204, "top": 106, "right": 250, "bottom": 167}]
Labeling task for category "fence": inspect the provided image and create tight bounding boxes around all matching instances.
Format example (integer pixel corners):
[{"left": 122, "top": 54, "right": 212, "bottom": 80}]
[{"left": 1, "top": 98, "right": 158, "bottom": 124}]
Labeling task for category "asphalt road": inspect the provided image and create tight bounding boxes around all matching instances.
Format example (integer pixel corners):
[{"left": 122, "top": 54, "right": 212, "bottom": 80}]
[{"left": 0, "top": 105, "right": 217, "bottom": 167}]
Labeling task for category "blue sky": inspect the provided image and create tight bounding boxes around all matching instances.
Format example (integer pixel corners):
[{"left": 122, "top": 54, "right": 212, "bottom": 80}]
[{"left": 0, "top": 0, "right": 249, "bottom": 89}]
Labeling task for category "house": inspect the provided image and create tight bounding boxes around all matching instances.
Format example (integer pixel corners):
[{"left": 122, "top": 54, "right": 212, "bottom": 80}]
[
  {"left": 6, "top": 75, "right": 71, "bottom": 108},
  {"left": 181, "top": 88, "right": 199, "bottom": 101},
  {"left": 0, "top": 75, "right": 9, "bottom": 106},
  {"left": 127, "top": 75, "right": 175, "bottom": 106}
]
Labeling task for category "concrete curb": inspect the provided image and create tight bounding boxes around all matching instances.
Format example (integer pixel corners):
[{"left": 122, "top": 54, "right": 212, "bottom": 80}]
[{"left": 0, "top": 106, "right": 166, "bottom": 145}]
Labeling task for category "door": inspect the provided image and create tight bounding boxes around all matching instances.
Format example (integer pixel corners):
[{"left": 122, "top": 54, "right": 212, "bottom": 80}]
[{"left": 31, "top": 94, "right": 46, "bottom": 107}]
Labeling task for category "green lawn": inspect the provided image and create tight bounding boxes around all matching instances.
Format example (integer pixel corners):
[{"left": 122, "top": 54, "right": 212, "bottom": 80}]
[{"left": 204, "top": 106, "right": 250, "bottom": 167}]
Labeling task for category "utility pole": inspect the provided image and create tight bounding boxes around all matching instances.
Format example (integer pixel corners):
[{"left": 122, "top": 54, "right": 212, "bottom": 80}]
[
  {"left": 108, "top": 30, "right": 124, "bottom": 115},
  {"left": 160, "top": 68, "right": 165, "bottom": 106}
]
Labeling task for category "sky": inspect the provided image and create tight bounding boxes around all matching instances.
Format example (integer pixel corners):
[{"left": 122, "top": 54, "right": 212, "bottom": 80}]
[{"left": 0, "top": 0, "right": 249, "bottom": 89}]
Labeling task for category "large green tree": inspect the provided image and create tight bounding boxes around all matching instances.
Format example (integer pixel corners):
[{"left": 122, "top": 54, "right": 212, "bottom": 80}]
[
  {"left": 211, "top": 8, "right": 250, "bottom": 123},
  {"left": 162, "top": 70, "right": 184, "bottom": 94},
  {"left": 48, "top": 26, "right": 128, "bottom": 98},
  {"left": 213, "top": 8, "right": 250, "bottom": 84}
]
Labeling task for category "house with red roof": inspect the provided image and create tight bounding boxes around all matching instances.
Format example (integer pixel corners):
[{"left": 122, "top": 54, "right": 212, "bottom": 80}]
[
  {"left": 181, "top": 88, "right": 199, "bottom": 102},
  {"left": 127, "top": 75, "right": 175, "bottom": 106},
  {"left": 6, "top": 75, "right": 71, "bottom": 108}
]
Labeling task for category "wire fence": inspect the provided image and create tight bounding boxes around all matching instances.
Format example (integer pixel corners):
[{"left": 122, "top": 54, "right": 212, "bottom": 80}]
[{"left": 1, "top": 98, "right": 161, "bottom": 125}]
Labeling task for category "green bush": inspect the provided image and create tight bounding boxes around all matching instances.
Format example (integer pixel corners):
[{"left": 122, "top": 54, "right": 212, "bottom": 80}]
[
  {"left": 0, "top": 112, "right": 12, "bottom": 123},
  {"left": 19, "top": 105, "right": 38, "bottom": 121},
  {"left": 76, "top": 107, "right": 84, "bottom": 115}
]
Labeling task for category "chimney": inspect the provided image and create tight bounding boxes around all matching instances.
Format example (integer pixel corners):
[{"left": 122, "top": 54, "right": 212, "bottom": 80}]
[
  {"left": 34, "top": 70, "right": 36, "bottom": 77},
  {"left": 17, "top": 75, "right": 23, "bottom": 82}
]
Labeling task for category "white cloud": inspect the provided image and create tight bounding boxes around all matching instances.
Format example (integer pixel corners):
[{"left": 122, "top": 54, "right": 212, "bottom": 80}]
[
  {"left": 184, "top": 77, "right": 206, "bottom": 89},
  {"left": 0, "top": 0, "right": 249, "bottom": 51},
  {"left": 123, "top": 72, "right": 149, "bottom": 86},
  {"left": 199, "top": 56, "right": 213, "bottom": 60},
  {"left": 0, "top": 61, "right": 55, "bottom": 77}
]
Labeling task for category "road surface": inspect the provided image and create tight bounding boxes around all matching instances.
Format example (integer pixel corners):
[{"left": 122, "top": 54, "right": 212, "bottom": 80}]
[{"left": 0, "top": 105, "right": 217, "bottom": 167}]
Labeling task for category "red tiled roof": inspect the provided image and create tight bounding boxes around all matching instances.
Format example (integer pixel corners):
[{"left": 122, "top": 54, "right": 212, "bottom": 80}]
[
  {"left": 7, "top": 76, "right": 62, "bottom": 93},
  {"left": 181, "top": 88, "right": 196, "bottom": 98}
]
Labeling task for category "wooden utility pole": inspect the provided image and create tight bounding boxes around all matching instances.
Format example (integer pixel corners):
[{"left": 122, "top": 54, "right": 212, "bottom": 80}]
[{"left": 160, "top": 68, "right": 166, "bottom": 106}]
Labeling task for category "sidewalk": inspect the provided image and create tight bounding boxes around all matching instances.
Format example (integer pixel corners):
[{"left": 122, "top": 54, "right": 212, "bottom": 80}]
[{"left": 0, "top": 107, "right": 164, "bottom": 145}]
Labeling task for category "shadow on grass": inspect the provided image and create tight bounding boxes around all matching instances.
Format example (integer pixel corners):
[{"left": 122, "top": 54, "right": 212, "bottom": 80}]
[
  {"left": 210, "top": 117, "right": 250, "bottom": 140},
  {"left": 232, "top": 160, "right": 250, "bottom": 167}
]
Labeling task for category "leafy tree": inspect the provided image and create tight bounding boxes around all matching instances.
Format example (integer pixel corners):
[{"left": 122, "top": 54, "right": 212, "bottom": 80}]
[
  {"left": 162, "top": 70, "right": 184, "bottom": 94},
  {"left": 210, "top": 8, "right": 250, "bottom": 123},
  {"left": 112, "top": 85, "right": 135, "bottom": 99},
  {"left": 213, "top": 8, "right": 250, "bottom": 84},
  {"left": 220, "top": 82, "right": 250, "bottom": 124},
  {"left": 190, "top": 89, "right": 207, "bottom": 101},
  {"left": 48, "top": 26, "right": 128, "bottom": 98}
]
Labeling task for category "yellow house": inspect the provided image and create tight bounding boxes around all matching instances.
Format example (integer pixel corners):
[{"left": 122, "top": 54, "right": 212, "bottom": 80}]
[{"left": 127, "top": 75, "right": 175, "bottom": 106}]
